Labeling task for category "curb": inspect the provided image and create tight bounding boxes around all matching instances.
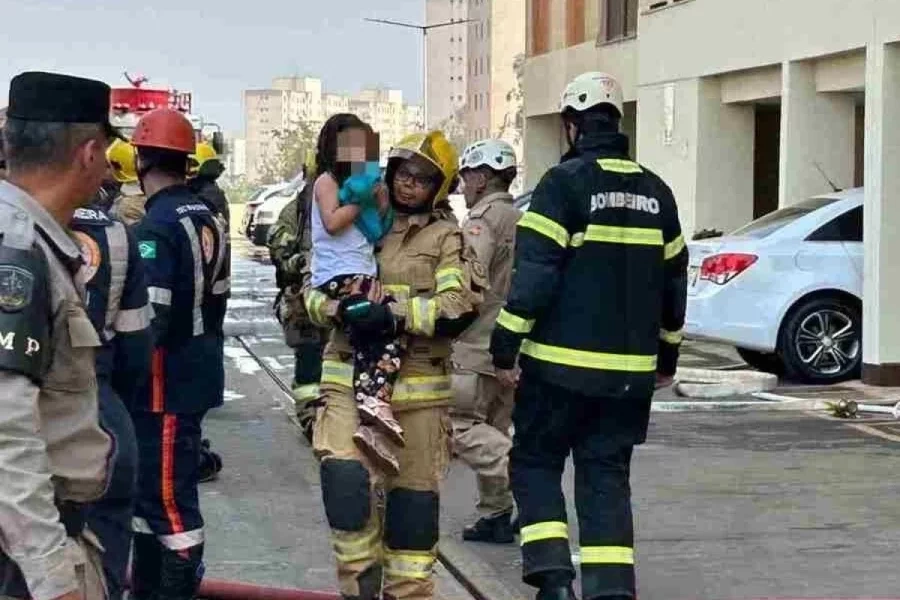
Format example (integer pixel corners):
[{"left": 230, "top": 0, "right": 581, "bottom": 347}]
[{"left": 674, "top": 367, "right": 778, "bottom": 399}]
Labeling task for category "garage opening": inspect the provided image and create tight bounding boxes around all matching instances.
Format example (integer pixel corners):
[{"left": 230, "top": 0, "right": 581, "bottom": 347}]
[
  {"left": 855, "top": 103, "right": 865, "bottom": 187},
  {"left": 754, "top": 104, "right": 781, "bottom": 219}
]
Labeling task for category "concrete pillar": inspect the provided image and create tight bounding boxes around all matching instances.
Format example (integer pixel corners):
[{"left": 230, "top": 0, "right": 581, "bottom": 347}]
[
  {"left": 862, "top": 42, "right": 900, "bottom": 385},
  {"left": 779, "top": 60, "right": 856, "bottom": 207},
  {"left": 694, "top": 78, "right": 755, "bottom": 234}
]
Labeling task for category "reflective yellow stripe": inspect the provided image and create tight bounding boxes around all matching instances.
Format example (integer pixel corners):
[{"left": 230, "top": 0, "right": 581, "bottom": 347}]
[
  {"left": 435, "top": 267, "right": 464, "bottom": 293},
  {"left": 320, "top": 361, "right": 451, "bottom": 403},
  {"left": 520, "top": 521, "right": 569, "bottom": 545},
  {"left": 579, "top": 225, "right": 663, "bottom": 247},
  {"left": 659, "top": 328, "right": 684, "bottom": 345},
  {"left": 518, "top": 212, "right": 569, "bottom": 248},
  {"left": 305, "top": 289, "right": 328, "bottom": 324},
  {"left": 520, "top": 340, "right": 657, "bottom": 373},
  {"left": 497, "top": 308, "right": 535, "bottom": 334},
  {"left": 664, "top": 234, "right": 686, "bottom": 260},
  {"left": 321, "top": 360, "right": 353, "bottom": 387},
  {"left": 292, "top": 383, "right": 320, "bottom": 402},
  {"left": 580, "top": 546, "right": 634, "bottom": 565},
  {"left": 408, "top": 297, "right": 437, "bottom": 337},
  {"left": 333, "top": 528, "right": 380, "bottom": 563},
  {"left": 597, "top": 158, "right": 643, "bottom": 174},
  {"left": 393, "top": 375, "right": 453, "bottom": 403},
  {"left": 385, "top": 284, "right": 411, "bottom": 300},
  {"left": 384, "top": 551, "right": 435, "bottom": 580}
]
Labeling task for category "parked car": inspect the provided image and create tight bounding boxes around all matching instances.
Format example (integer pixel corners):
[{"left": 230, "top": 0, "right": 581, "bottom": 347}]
[
  {"left": 686, "top": 188, "right": 863, "bottom": 383},
  {"left": 241, "top": 182, "right": 288, "bottom": 241},
  {"left": 251, "top": 177, "right": 306, "bottom": 246}
]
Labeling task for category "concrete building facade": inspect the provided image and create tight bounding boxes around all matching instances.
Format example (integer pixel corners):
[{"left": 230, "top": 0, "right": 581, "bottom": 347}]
[
  {"left": 523, "top": 0, "right": 900, "bottom": 384},
  {"left": 426, "top": 0, "right": 470, "bottom": 130},
  {"left": 244, "top": 77, "right": 423, "bottom": 181}
]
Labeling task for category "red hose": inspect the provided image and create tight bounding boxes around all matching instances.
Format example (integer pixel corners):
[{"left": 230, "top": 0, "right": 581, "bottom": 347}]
[{"left": 197, "top": 578, "right": 341, "bottom": 600}]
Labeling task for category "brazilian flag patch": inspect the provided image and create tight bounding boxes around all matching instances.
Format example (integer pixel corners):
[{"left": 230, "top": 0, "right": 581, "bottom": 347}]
[{"left": 138, "top": 241, "right": 157, "bottom": 259}]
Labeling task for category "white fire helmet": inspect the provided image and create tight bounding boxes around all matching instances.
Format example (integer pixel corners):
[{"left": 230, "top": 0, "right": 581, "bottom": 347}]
[
  {"left": 560, "top": 72, "right": 624, "bottom": 117},
  {"left": 459, "top": 138, "right": 518, "bottom": 172}
]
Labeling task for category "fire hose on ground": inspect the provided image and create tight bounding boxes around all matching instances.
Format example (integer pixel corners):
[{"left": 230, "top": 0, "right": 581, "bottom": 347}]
[{"left": 127, "top": 577, "right": 341, "bottom": 600}]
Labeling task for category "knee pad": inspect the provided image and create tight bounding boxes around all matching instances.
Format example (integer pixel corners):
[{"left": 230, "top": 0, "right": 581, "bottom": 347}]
[
  {"left": 320, "top": 459, "right": 371, "bottom": 531},
  {"left": 384, "top": 488, "right": 439, "bottom": 550}
]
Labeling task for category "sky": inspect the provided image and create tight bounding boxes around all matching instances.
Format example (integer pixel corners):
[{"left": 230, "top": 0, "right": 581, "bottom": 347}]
[{"left": 0, "top": 0, "right": 425, "bottom": 135}]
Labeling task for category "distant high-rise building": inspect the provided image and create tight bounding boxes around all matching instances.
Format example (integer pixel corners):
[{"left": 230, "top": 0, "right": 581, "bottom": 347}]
[
  {"left": 243, "top": 78, "right": 423, "bottom": 182},
  {"left": 426, "top": 0, "right": 470, "bottom": 130}
]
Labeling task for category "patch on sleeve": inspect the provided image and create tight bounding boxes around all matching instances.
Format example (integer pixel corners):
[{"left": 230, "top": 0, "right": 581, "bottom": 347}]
[
  {"left": 0, "top": 265, "right": 34, "bottom": 312},
  {"left": 138, "top": 241, "right": 157, "bottom": 259},
  {"left": 468, "top": 224, "right": 483, "bottom": 236}
]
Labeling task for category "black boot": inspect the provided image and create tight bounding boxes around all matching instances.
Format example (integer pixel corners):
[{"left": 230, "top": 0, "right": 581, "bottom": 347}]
[
  {"left": 536, "top": 584, "right": 578, "bottom": 600},
  {"left": 198, "top": 439, "right": 222, "bottom": 483},
  {"left": 462, "top": 511, "right": 515, "bottom": 544},
  {"left": 158, "top": 545, "right": 204, "bottom": 600}
]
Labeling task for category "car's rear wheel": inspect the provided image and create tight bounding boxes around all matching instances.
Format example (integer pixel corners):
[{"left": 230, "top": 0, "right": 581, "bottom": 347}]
[
  {"left": 779, "top": 296, "right": 862, "bottom": 384},
  {"left": 736, "top": 347, "right": 784, "bottom": 375}
]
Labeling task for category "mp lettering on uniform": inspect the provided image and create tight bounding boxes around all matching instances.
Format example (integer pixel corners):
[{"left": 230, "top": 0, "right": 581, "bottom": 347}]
[
  {"left": 0, "top": 331, "right": 14, "bottom": 351},
  {"left": 25, "top": 338, "right": 40, "bottom": 356},
  {"left": 590, "top": 192, "right": 660, "bottom": 215}
]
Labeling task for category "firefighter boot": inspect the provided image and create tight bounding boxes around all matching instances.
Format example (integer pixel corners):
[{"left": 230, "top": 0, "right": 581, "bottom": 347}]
[
  {"left": 158, "top": 545, "right": 205, "bottom": 600},
  {"left": 462, "top": 510, "right": 515, "bottom": 544},
  {"left": 198, "top": 439, "right": 223, "bottom": 483},
  {"left": 536, "top": 583, "right": 578, "bottom": 600},
  {"left": 131, "top": 533, "right": 163, "bottom": 600}
]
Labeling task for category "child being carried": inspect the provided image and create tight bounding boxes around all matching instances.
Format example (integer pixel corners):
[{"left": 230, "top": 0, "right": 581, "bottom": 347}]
[{"left": 309, "top": 115, "right": 403, "bottom": 475}]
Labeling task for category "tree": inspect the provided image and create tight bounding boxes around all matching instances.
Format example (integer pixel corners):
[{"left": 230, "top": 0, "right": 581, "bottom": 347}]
[
  {"left": 258, "top": 120, "right": 317, "bottom": 184},
  {"left": 500, "top": 53, "right": 525, "bottom": 146},
  {"left": 436, "top": 105, "right": 469, "bottom": 153},
  {"left": 220, "top": 175, "right": 257, "bottom": 205}
]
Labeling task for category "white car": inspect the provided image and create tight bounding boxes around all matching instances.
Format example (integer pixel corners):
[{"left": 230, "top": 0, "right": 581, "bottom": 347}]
[
  {"left": 686, "top": 188, "right": 863, "bottom": 383},
  {"left": 241, "top": 183, "right": 288, "bottom": 240},
  {"left": 251, "top": 178, "right": 306, "bottom": 246}
]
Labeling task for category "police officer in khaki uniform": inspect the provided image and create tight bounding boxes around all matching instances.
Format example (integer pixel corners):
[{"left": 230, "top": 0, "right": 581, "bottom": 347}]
[
  {"left": 304, "top": 131, "right": 485, "bottom": 600},
  {"left": 0, "top": 71, "right": 119, "bottom": 600},
  {"left": 451, "top": 138, "right": 521, "bottom": 544}
]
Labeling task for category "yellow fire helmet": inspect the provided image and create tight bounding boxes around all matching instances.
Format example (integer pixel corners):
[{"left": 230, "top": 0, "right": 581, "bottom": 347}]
[
  {"left": 387, "top": 131, "right": 460, "bottom": 204},
  {"left": 106, "top": 139, "right": 138, "bottom": 183},
  {"left": 188, "top": 141, "right": 219, "bottom": 178}
]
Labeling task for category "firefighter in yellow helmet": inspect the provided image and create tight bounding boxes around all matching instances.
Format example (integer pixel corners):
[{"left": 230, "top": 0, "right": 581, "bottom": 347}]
[
  {"left": 188, "top": 141, "right": 230, "bottom": 225},
  {"left": 105, "top": 139, "right": 147, "bottom": 225},
  {"left": 304, "top": 130, "right": 486, "bottom": 600}
]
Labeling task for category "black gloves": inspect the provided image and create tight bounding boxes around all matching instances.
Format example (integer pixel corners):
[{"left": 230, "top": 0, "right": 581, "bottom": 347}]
[{"left": 337, "top": 294, "right": 397, "bottom": 338}]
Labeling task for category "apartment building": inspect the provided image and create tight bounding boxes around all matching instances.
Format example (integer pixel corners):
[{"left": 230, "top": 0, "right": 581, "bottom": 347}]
[
  {"left": 244, "top": 77, "right": 423, "bottom": 180},
  {"left": 524, "top": 0, "right": 900, "bottom": 384},
  {"left": 426, "top": 0, "right": 470, "bottom": 129}
]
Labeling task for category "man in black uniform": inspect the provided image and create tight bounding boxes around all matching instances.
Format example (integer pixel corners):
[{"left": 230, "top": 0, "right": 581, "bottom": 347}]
[
  {"left": 72, "top": 198, "right": 152, "bottom": 600},
  {"left": 490, "top": 72, "right": 688, "bottom": 600},
  {"left": 129, "top": 108, "right": 228, "bottom": 600}
]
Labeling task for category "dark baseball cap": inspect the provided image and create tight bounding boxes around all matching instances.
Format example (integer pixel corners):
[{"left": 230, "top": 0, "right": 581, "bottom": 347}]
[{"left": 6, "top": 71, "right": 122, "bottom": 139}]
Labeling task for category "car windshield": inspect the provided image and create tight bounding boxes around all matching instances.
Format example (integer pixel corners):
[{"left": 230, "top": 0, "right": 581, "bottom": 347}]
[
  {"left": 730, "top": 197, "right": 840, "bottom": 238},
  {"left": 246, "top": 188, "right": 267, "bottom": 203}
]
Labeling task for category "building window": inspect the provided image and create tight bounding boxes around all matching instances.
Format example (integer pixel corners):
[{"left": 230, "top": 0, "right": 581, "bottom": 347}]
[
  {"left": 601, "top": 0, "right": 638, "bottom": 42},
  {"left": 531, "top": 0, "right": 550, "bottom": 56},
  {"left": 566, "top": 0, "right": 586, "bottom": 46}
]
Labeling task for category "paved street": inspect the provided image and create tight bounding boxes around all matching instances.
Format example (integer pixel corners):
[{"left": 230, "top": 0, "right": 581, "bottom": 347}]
[{"left": 203, "top": 222, "right": 900, "bottom": 600}]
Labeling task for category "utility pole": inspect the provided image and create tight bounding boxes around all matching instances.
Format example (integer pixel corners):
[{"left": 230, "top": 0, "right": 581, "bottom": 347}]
[{"left": 364, "top": 17, "right": 473, "bottom": 129}]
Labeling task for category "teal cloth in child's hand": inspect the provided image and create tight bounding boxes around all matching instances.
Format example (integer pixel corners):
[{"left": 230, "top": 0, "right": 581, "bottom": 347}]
[{"left": 338, "top": 161, "right": 394, "bottom": 243}]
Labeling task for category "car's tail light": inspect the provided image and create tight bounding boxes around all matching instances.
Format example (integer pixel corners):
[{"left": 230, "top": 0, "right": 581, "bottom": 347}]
[{"left": 699, "top": 253, "right": 758, "bottom": 285}]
